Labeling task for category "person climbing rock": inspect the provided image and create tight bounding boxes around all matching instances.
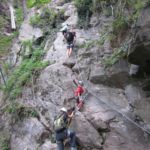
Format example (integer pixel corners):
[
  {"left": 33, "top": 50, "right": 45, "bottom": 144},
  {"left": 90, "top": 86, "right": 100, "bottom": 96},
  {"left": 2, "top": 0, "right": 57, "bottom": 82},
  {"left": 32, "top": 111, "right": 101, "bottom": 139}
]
[
  {"left": 60, "top": 24, "right": 76, "bottom": 57},
  {"left": 73, "top": 79, "right": 85, "bottom": 110},
  {"left": 54, "top": 107, "right": 77, "bottom": 150},
  {"left": 60, "top": 23, "right": 69, "bottom": 36}
]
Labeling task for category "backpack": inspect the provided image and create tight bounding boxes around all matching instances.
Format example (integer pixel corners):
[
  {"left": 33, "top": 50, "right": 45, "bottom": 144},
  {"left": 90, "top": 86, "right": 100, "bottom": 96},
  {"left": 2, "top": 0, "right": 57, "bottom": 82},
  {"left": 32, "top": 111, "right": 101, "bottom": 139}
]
[
  {"left": 65, "top": 32, "right": 74, "bottom": 42},
  {"left": 54, "top": 113, "right": 67, "bottom": 132}
]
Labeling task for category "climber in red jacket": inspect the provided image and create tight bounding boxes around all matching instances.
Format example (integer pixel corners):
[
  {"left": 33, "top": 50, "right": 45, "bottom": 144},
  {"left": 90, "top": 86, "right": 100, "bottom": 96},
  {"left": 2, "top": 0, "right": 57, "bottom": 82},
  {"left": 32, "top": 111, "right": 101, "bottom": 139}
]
[{"left": 73, "top": 79, "right": 85, "bottom": 110}]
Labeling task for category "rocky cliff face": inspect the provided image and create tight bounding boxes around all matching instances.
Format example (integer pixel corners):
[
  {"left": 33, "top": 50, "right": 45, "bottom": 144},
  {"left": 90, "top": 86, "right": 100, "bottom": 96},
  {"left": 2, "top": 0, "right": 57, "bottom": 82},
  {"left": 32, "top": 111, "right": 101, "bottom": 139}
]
[
  {"left": 128, "top": 6, "right": 150, "bottom": 92},
  {"left": 1, "top": 1, "right": 150, "bottom": 150}
]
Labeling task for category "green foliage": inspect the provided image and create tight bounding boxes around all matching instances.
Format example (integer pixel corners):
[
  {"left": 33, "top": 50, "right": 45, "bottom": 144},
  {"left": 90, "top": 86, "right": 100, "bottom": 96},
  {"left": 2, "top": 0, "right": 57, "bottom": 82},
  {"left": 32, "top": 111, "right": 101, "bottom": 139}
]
[
  {"left": 112, "top": 16, "right": 128, "bottom": 35},
  {"left": 108, "top": 33, "right": 116, "bottom": 42},
  {"left": 134, "top": 0, "right": 145, "bottom": 10},
  {"left": 64, "top": 0, "right": 72, "bottom": 2},
  {"left": 104, "top": 45, "right": 127, "bottom": 66},
  {"left": 0, "top": 13, "right": 19, "bottom": 57},
  {"left": 3, "top": 102, "right": 39, "bottom": 122},
  {"left": 74, "top": 0, "right": 92, "bottom": 16},
  {"left": 79, "top": 40, "right": 95, "bottom": 49},
  {"left": 2, "top": 62, "right": 11, "bottom": 76},
  {"left": 30, "top": 14, "right": 41, "bottom": 27},
  {"left": 92, "top": 0, "right": 117, "bottom": 15},
  {"left": 96, "top": 32, "right": 110, "bottom": 46},
  {"left": 0, "top": 15, "right": 11, "bottom": 57},
  {"left": 27, "top": 0, "right": 51, "bottom": 8},
  {"left": 91, "top": 0, "right": 102, "bottom": 13},
  {"left": 128, "top": 0, "right": 146, "bottom": 23},
  {"left": 74, "top": 0, "right": 92, "bottom": 28},
  {"left": 145, "top": 0, "right": 150, "bottom": 7},
  {"left": 4, "top": 40, "right": 49, "bottom": 100},
  {"left": 30, "top": 7, "right": 64, "bottom": 28},
  {"left": 0, "top": 34, "right": 13, "bottom": 57},
  {"left": 15, "top": 8, "right": 24, "bottom": 26},
  {"left": 27, "top": 0, "right": 36, "bottom": 7},
  {"left": 0, "top": 15, "right": 8, "bottom": 32},
  {"left": 0, "top": 135, "right": 10, "bottom": 150}
]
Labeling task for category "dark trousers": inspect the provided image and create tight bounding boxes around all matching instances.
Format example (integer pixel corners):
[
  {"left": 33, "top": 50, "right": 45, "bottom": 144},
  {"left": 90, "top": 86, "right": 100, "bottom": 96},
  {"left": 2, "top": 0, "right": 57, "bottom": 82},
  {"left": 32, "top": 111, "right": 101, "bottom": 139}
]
[{"left": 56, "top": 129, "right": 76, "bottom": 150}]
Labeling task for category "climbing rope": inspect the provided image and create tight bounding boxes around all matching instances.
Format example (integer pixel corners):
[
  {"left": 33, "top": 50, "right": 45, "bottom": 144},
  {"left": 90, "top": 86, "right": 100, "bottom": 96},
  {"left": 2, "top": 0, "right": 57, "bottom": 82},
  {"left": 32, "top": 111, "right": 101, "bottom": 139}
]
[{"left": 73, "top": 46, "right": 150, "bottom": 136}]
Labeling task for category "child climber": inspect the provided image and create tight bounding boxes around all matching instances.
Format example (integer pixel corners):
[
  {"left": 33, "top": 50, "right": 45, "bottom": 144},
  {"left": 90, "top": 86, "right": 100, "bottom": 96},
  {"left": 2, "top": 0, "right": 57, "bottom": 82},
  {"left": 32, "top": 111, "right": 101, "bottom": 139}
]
[{"left": 73, "top": 79, "right": 85, "bottom": 110}]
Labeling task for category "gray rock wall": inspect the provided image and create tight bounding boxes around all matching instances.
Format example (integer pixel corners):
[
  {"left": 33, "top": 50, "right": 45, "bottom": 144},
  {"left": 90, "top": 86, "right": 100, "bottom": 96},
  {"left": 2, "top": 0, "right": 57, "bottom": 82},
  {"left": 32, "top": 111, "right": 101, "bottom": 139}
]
[{"left": 1, "top": 1, "right": 150, "bottom": 150}]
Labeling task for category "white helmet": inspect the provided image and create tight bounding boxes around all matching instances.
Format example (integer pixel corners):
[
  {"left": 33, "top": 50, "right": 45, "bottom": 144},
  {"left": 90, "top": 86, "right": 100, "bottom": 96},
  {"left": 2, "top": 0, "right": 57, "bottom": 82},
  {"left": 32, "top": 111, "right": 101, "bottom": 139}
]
[
  {"left": 60, "top": 23, "right": 69, "bottom": 32},
  {"left": 62, "top": 22, "right": 68, "bottom": 27},
  {"left": 60, "top": 107, "right": 67, "bottom": 112},
  {"left": 78, "top": 80, "right": 83, "bottom": 86}
]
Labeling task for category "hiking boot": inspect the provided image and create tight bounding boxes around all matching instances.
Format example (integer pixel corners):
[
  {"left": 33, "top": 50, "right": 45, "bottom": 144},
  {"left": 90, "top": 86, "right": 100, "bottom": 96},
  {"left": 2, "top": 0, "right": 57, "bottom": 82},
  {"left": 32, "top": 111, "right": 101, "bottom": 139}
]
[{"left": 71, "top": 147, "right": 77, "bottom": 150}]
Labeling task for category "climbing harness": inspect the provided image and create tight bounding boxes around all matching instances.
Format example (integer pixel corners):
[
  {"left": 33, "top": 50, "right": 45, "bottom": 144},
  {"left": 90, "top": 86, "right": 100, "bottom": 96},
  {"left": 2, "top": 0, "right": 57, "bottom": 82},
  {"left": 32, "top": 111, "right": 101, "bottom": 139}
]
[
  {"left": 73, "top": 46, "right": 150, "bottom": 136},
  {"left": 72, "top": 77, "right": 88, "bottom": 111}
]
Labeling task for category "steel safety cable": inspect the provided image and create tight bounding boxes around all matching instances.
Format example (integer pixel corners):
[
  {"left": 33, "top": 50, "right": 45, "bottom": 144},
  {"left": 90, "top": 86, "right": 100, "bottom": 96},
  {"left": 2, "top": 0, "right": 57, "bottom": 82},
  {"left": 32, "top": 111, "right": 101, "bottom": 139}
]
[{"left": 73, "top": 47, "right": 150, "bottom": 136}]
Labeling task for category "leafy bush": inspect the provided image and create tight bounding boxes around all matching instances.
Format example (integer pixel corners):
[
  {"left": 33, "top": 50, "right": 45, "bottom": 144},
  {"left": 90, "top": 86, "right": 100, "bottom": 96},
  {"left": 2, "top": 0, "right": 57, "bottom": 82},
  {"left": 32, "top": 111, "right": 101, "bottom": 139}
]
[
  {"left": 0, "top": 15, "right": 8, "bottom": 33},
  {"left": 0, "top": 135, "right": 10, "bottom": 150},
  {"left": 74, "top": 0, "right": 120, "bottom": 27},
  {"left": 30, "top": 7, "right": 64, "bottom": 29},
  {"left": 30, "top": 14, "right": 41, "bottom": 27},
  {"left": 3, "top": 102, "right": 39, "bottom": 122},
  {"left": 74, "top": 0, "right": 92, "bottom": 28},
  {"left": 92, "top": 0, "right": 116, "bottom": 14},
  {"left": 27, "top": 0, "right": 51, "bottom": 8},
  {"left": 74, "top": 0, "right": 92, "bottom": 17},
  {"left": 0, "top": 34, "right": 13, "bottom": 57},
  {"left": 104, "top": 43, "right": 128, "bottom": 66},
  {"left": 112, "top": 16, "right": 128, "bottom": 35},
  {"left": 15, "top": 8, "right": 24, "bottom": 26},
  {"left": 4, "top": 40, "right": 49, "bottom": 100}
]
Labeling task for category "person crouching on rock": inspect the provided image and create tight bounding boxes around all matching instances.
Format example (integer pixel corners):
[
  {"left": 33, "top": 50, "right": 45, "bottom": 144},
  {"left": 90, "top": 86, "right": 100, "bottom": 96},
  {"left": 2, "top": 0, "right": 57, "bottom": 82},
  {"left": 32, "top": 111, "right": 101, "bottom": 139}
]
[{"left": 54, "top": 107, "right": 77, "bottom": 150}]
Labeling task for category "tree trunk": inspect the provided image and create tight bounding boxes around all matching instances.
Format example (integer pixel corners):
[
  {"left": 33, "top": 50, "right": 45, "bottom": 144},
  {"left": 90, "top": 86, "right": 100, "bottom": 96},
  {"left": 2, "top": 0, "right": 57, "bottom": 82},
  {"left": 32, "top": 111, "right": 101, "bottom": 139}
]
[{"left": 9, "top": 0, "right": 16, "bottom": 30}]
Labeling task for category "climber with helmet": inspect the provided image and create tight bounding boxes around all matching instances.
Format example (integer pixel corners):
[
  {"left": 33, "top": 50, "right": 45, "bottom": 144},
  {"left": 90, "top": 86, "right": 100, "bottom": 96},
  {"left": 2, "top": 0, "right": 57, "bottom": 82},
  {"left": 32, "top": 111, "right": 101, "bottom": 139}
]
[
  {"left": 60, "top": 23, "right": 69, "bottom": 36},
  {"left": 73, "top": 79, "right": 85, "bottom": 110},
  {"left": 54, "top": 107, "right": 77, "bottom": 150},
  {"left": 60, "top": 23, "right": 76, "bottom": 57}
]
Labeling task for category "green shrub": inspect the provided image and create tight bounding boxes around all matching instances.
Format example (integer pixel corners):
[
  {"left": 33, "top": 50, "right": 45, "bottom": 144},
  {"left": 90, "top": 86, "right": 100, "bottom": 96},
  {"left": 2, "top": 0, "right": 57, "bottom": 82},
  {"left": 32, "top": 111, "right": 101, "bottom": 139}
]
[
  {"left": 112, "top": 16, "right": 128, "bottom": 35},
  {"left": 74, "top": 0, "right": 92, "bottom": 17},
  {"left": 0, "top": 135, "right": 10, "bottom": 150},
  {"left": 15, "top": 8, "right": 24, "bottom": 26},
  {"left": 2, "top": 62, "right": 11, "bottom": 76},
  {"left": 30, "top": 14, "right": 41, "bottom": 27},
  {"left": 30, "top": 8, "right": 63, "bottom": 28},
  {"left": 40, "top": 8, "right": 57, "bottom": 27},
  {"left": 74, "top": 0, "right": 92, "bottom": 27},
  {"left": 128, "top": 0, "right": 146, "bottom": 24},
  {"left": 79, "top": 40, "right": 95, "bottom": 49},
  {"left": 4, "top": 40, "right": 49, "bottom": 100},
  {"left": 64, "top": 0, "right": 72, "bottom": 2},
  {"left": 112, "top": 0, "right": 147, "bottom": 33},
  {"left": 0, "top": 34, "right": 13, "bottom": 56},
  {"left": 104, "top": 46, "right": 126, "bottom": 66},
  {"left": 92, "top": 0, "right": 115, "bottom": 15},
  {"left": 3, "top": 102, "right": 39, "bottom": 122},
  {"left": 0, "top": 16, "right": 8, "bottom": 32},
  {"left": 27, "top": 0, "right": 51, "bottom": 8}
]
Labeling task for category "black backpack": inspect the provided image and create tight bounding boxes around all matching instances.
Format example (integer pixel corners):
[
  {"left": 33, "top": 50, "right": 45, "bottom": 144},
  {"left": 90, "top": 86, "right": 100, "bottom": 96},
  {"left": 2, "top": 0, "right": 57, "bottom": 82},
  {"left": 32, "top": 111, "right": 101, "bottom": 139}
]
[{"left": 65, "top": 32, "right": 74, "bottom": 42}]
